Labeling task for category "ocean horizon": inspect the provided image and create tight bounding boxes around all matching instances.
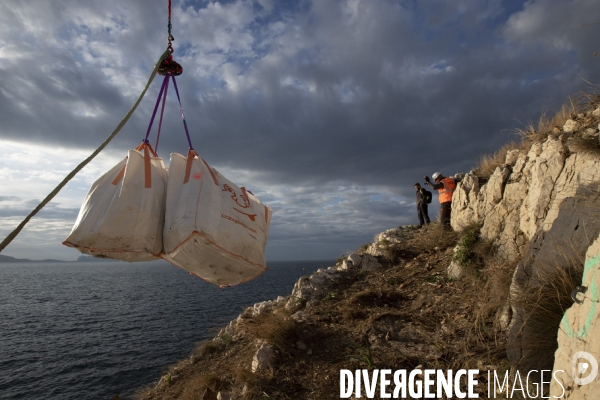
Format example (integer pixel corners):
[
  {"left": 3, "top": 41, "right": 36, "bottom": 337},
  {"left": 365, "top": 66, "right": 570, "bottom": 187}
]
[{"left": 0, "top": 259, "right": 332, "bottom": 399}]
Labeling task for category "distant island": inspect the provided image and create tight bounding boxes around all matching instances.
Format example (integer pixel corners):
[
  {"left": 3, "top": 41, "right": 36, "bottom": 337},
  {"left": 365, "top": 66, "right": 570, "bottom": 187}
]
[
  {"left": 0, "top": 254, "right": 67, "bottom": 263},
  {"left": 0, "top": 254, "right": 119, "bottom": 263},
  {"left": 75, "top": 255, "right": 120, "bottom": 262}
]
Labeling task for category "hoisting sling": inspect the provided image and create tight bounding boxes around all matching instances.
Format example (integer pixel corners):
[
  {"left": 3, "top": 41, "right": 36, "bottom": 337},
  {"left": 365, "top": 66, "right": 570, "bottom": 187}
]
[
  {"left": 1, "top": 0, "right": 272, "bottom": 288},
  {"left": 0, "top": 50, "right": 170, "bottom": 254}
]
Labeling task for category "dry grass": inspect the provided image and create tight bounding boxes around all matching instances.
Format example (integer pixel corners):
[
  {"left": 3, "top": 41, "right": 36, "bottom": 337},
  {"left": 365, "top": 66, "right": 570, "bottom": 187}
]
[
  {"left": 472, "top": 257, "right": 518, "bottom": 341},
  {"left": 448, "top": 229, "right": 516, "bottom": 362},
  {"left": 194, "top": 339, "right": 226, "bottom": 359},
  {"left": 510, "top": 249, "right": 584, "bottom": 372},
  {"left": 566, "top": 135, "right": 600, "bottom": 155},
  {"left": 515, "top": 104, "right": 573, "bottom": 143},
  {"left": 405, "top": 222, "right": 459, "bottom": 253},
  {"left": 473, "top": 141, "right": 519, "bottom": 181},
  {"left": 237, "top": 309, "right": 297, "bottom": 352},
  {"left": 233, "top": 368, "right": 273, "bottom": 399},
  {"left": 382, "top": 223, "right": 458, "bottom": 263},
  {"left": 475, "top": 92, "right": 600, "bottom": 180}
]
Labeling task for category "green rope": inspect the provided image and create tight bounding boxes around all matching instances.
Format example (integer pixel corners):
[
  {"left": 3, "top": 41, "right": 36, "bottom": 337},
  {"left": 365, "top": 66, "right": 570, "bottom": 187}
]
[{"left": 0, "top": 50, "right": 170, "bottom": 253}]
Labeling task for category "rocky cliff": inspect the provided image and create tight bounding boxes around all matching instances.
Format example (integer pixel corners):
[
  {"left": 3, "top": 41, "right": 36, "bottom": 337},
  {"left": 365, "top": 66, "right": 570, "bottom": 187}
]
[{"left": 451, "top": 105, "right": 600, "bottom": 398}]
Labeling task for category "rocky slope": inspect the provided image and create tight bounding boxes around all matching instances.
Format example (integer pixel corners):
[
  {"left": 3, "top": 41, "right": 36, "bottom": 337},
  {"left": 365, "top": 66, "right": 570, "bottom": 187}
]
[{"left": 135, "top": 225, "right": 515, "bottom": 399}]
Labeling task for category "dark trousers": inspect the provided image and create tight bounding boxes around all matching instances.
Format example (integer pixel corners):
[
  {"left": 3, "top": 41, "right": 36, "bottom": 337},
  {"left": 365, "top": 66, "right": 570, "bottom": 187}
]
[
  {"left": 440, "top": 201, "right": 452, "bottom": 229},
  {"left": 417, "top": 202, "right": 430, "bottom": 226}
]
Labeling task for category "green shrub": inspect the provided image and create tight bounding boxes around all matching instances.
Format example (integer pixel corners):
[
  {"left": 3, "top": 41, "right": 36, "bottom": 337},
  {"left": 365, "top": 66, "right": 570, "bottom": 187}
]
[
  {"left": 453, "top": 228, "right": 479, "bottom": 268},
  {"left": 348, "top": 346, "right": 375, "bottom": 369},
  {"left": 387, "top": 277, "right": 400, "bottom": 285}
]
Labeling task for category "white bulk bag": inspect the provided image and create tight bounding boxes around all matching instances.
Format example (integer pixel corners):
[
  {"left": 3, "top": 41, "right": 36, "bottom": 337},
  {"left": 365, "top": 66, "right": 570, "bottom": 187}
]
[
  {"left": 63, "top": 143, "right": 168, "bottom": 262},
  {"left": 162, "top": 151, "right": 272, "bottom": 287}
]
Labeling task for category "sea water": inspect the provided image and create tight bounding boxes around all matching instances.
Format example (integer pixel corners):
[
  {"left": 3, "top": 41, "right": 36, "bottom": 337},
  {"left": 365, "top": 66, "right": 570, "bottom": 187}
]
[{"left": 0, "top": 259, "right": 330, "bottom": 399}]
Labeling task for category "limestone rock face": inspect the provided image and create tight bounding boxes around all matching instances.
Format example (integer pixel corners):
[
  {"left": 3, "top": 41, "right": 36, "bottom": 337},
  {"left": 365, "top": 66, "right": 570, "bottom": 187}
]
[
  {"left": 252, "top": 342, "right": 274, "bottom": 372},
  {"left": 365, "top": 228, "right": 407, "bottom": 256},
  {"left": 361, "top": 254, "right": 382, "bottom": 271},
  {"left": 285, "top": 266, "right": 341, "bottom": 309},
  {"left": 450, "top": 133, "right": 600, "bottom": 368},
  {"left": 563, "top": 119, "right": 578, "bottom": 133},
  {"left": 551, "top": 233, "right": 600, "bottom": 399},
  {"left": 337, "top": 259, "right": 352, "bottom": 271},
  {"left": 217, "top": 392, "right": 232, "bottom": 400},
  {"left": 447, "top": 259, "right": 463, "bottom": 280},
  {"left": 348, "top": 253, "right": 362, "bottom": 268},
  {"left": 451, "top": 171, "right": 480, "bottom": 232},
  {"left": 583, "top": 127, "right": 598, "bottom": 139},
  {"left": 452, "top": 136, "right": 600, "bottom": 264},
  {"left": 519, "top": 137, "right": 567, "bottom": 239},
  {"left": 480, "top": 165, "right": 511, "bottom": 214}
]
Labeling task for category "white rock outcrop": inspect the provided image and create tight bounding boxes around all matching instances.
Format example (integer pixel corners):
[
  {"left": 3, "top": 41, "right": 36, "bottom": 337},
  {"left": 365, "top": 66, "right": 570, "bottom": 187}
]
[
  {"left": 285, "top": 267, "right": 341, "bottom": 309},
  {"left": 252, "top": 342, "right": 274, "bottom": 372},
  {"left": 447, "top": 245, "right": 464, "bottom": 280},
  {"left": 451, "top": 133, "right": 600, "bottom": 367},
  {"left": 218, "top": 296, "right": 287, "bottom": 339},
  {"left": 365, "top": 227, "right": 407, "bottom": 256},
  {"left": 551, "top": 233, "right": 600, "bottom": 399},
  {"left": 563, "top": 119, "right": 578, "bottom": 133},
  {"left": 361, "top": 254, "right": 382, "bottom": 271},
  {"left": 347, "top": 253, "right": 362, "bottom": 268}
]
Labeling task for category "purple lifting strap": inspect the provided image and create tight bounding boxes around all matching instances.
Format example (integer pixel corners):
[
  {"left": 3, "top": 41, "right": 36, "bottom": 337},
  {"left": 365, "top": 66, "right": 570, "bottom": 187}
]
[
  {"left": 144, "top": 74, "right": 170, "bottom": 144},
  {"left": 154, "top": 77, "right": 169, "bottom": 152},
  {"left": 143, "top": 73, "right": 194, "bottom": 151},
  {"left": 171, "top": 75, "right": 194, "bottom": 150}
]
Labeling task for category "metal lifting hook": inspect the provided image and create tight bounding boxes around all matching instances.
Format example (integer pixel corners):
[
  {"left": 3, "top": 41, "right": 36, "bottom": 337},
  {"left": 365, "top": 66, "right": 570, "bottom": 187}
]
[
  {"left": 158, "top": 55, "right": 183, "bottom": 76},
  {"left": 571, "top": 285, "right": 588, "bottom": 305},
  {"left": 159, "top": 0, "right": 183, "bottom": 76}
]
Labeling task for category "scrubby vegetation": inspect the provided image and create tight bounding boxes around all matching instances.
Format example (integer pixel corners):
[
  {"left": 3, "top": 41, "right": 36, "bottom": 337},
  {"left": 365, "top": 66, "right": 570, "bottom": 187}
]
[
  {"left": 473, "top": 141, "right": 520, "bottom": 181},
  {"left": 474, "top": 93, "right": 600, "bottom": 180},
  {"left": 134, "top": 224, "right": 549, "bottom": 399},
  {"left": 509, "top": 248, "right": 585, "bottom": 373}
]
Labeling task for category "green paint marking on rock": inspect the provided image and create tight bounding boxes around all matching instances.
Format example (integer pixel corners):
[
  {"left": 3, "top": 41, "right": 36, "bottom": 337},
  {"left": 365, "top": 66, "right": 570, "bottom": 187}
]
[
  {"left": 561, "top": 310, "right": 575, "bottom": 338},
  {"left": 576, "top": 255, "right": 599, "bottom": 338},
  {"left": 582, "top": 255, "right": 600, "bottom": 287},
  {"left": 562, "top": 255, "right": 600, "bottom": 339},
  {"left": 578, "top": 301, "right": 597, "bottom": 338}
]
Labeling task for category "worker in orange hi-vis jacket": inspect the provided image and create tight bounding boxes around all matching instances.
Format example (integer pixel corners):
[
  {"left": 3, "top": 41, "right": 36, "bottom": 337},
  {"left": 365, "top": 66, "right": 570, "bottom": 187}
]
[{"left": 424, "top": 172, "right": 461, "bottom": 230}]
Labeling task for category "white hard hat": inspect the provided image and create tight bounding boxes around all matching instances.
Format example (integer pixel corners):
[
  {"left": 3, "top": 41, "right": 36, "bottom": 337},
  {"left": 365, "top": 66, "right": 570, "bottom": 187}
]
[{"left": 432, "top": 172, "right": 441, "bottom": 180}]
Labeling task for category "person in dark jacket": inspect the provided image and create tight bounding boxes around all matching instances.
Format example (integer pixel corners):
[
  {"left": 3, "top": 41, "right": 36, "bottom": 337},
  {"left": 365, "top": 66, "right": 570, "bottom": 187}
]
[
  {"left": 414, "top": 183, "right": 430, "bottom": 228},
  {"left": 424, "top": 172, "right": 461, "bottom": 230}
]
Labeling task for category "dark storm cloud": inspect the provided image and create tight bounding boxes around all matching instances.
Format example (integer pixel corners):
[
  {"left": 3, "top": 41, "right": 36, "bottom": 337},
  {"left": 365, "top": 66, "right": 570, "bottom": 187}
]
[
  {"left": 0, "top": 199, "right": 79, "bottom": 220},
  {"left": 1, "top": 0, "right": 598, "bottom": 260},
  {"left": 167, "top": 0, "right": 600, "bottom": 199},
  {"left": 2, "top": 0, "right": 594, "bottom": 182},
  {"left": 0, "top": 196, "right": 20, "bottom": 202}
]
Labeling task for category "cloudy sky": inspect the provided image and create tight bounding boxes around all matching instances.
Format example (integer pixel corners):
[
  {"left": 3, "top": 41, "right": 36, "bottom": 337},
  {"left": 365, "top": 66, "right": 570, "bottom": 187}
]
[{"left": 0, "top": 0, "right": 598, "bottom": 261}]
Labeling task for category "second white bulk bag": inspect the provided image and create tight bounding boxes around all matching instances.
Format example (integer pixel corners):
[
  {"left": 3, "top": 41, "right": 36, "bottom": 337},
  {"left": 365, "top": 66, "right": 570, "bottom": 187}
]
[
  {"left": 63, "top": 143, "right": 168, "bottom": 262},
  {"left": 163, "top": 151, "right": 272, "bottom": 287}
]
